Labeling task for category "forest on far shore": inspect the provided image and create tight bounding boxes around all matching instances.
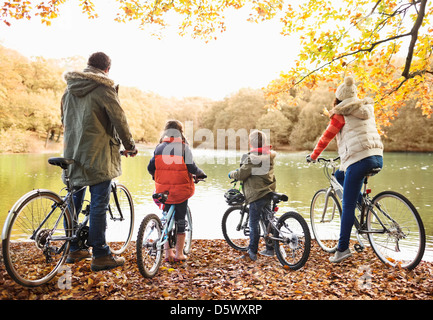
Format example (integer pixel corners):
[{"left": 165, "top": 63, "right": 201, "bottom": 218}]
[{"left": 1, "top": 44, "right": 433, "bottom": 154}]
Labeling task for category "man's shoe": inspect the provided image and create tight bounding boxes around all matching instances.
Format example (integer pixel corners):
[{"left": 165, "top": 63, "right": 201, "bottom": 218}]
[
  {"left": 329, "top": 248, "right": 352, "bottom": 263},
  {"left": 66, "top": 249, "right": 91, "bottom": 263},
  {"left": 91, "top": 254, "right": 125, "bottom": 271},
  {"left": 259, "top": 249, "right": 275, "bottom": 257}
]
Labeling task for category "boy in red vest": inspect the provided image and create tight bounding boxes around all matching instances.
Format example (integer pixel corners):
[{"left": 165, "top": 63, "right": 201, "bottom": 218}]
[{"left": 148, "top": 120, "right": 206, "bottom": 262}]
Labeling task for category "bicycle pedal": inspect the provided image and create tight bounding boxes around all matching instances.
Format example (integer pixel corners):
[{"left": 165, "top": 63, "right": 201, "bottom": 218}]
[
  {"left": 354, "top": 243, "right": 364, "bottom": 253},
  {"left": 244, "top": 227, "right": 250, "bottom": 236}
]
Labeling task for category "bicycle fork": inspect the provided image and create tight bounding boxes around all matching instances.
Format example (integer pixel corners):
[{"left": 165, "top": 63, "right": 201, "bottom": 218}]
[{"left": 322, "top": 188, "right": 338, "bottom": 223}]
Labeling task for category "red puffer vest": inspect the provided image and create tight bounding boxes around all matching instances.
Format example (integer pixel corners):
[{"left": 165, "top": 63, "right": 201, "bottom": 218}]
[{"left": 151, "top": 137, "right": 195, "bottom": 204}]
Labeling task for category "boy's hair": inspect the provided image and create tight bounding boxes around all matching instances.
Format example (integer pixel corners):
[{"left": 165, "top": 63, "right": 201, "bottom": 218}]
[
  {"left": 88, "top": 52, "right": 111, "bottom": 71},
  {"left": 160, "top": 120, "right": 187, "bottom": 143},
  {"left": 249, "top": 130, "right": 267, "bottom": 149}
]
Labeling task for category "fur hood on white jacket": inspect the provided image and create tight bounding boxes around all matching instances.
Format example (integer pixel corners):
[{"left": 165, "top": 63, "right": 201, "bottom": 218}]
[{"left": 332, "top": 97, "right": 375, "bottom": 120}]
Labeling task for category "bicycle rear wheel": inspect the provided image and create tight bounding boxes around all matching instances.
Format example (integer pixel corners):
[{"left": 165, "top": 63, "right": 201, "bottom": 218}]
[
  {"left": 107, "top": 183, "right": 134, "bottom": 255},
  {"left": 310, "top": 189, "right": 341, "bottom": 253},
  {"left": 367, "top": 191, "right": 425, "bottom": 270},
  {"left": 183, "top": 206, "right": 193, "bottom": 255},
  {"left": 136, "top": 214, "right": 163, "bottom": 278},
  {"left": 274, "top": 211, "right": 311, "bottom": 270},
  {"left": 221, "top": 205, "right": 249, "bottom": 251},
  {"left": 2, "top": 190, "right": 72, "bottom": 287}
]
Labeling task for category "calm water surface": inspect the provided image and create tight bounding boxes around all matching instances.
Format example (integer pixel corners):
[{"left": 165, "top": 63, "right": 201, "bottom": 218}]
[{"left": 1, "top": 149, "right": 432, "bottom": 261}]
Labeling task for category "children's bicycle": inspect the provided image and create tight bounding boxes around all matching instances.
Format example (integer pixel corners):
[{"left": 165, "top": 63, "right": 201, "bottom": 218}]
[
  {"left": 309, "top": 157, "right": 425, "bottom": 270},
  {"left": 136, "top": 175, "right": 205, "bottom": 278},
  {"left": 221, "top": 181, "right": 311, "bottom": 270},
  {"left": 1, "top": 152, "right": 135, "bottom": 287}
]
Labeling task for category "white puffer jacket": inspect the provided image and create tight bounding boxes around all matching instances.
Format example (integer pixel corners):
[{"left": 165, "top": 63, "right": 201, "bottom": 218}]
[{"left": 334, "top": 97, "right": 384, "bottom": 171}]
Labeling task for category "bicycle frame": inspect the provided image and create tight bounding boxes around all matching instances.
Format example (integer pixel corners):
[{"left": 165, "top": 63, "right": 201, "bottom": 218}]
[
  {"left": 232, "top": 200, "right": 286, "bottom": 243},
  {"left": 317, "top": 157, "right": 400, "bottom": 245},
  {"left": 157, "top": 204, "right": 177, "bottom": 248}
]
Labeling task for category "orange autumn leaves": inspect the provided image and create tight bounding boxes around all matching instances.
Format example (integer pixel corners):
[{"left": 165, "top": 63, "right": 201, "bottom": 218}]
[
  {"left": 1, "top": 239, "right": 432, "bottom": 300},
  {"left": 2, "top": 0, "right": 432, "bottom": 131}
]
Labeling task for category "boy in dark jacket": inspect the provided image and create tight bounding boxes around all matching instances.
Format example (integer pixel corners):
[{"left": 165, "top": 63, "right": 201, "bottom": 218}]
[{"left": 228, "top": 130, "right": 276, "bottom": 261}]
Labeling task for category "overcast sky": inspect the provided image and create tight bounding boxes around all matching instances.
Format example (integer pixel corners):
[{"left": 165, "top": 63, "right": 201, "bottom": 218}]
[{"left": 0, "top": 1, "right": 299, "bottom": 100}]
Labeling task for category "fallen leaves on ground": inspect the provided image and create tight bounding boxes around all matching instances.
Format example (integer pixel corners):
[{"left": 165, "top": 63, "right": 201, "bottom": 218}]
[{"left": 1, "top": 240, "right": 432, "bottom": 300}]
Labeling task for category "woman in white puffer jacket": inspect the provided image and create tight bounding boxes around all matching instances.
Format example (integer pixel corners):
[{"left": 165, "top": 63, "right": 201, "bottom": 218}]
[{"left": 307, "top": 76, "right": 384, "bottom": 263}]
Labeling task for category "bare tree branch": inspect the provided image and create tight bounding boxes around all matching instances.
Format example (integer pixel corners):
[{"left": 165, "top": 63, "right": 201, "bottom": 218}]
[{"left": 402, "top": 0, "right": 427, "bottom": 78}]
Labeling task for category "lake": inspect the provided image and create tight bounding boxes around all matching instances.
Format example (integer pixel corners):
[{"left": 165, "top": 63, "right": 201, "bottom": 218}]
[{"left": 1, "top": 149, "right": 432, "bottom": 261}]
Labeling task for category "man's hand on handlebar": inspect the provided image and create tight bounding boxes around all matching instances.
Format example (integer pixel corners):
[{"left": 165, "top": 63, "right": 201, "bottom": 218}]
[{"left": 120, "top": 148, "right": 138, "bottom": 157}]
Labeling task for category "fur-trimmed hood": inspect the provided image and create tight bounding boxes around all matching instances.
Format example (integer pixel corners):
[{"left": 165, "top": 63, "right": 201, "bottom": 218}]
[
  {"left": 332, "top": 97, "right": 375, "bottom": 120},
  {"left": 63, "top": 66, "right": 115, "bottom": 98}
]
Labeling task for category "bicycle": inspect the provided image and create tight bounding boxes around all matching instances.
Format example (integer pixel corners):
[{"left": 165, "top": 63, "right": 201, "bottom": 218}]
[
  {"left": 1, "top": 151, "right": 135, "bottom": 287},
  {"left": 136, "top": 175, "right": 205, "bottom": 278},
  {"left": 221, "top": 181, "right": 311, "bottom": 270},
  {"left": 309, "top": 157, "right": 426, "bottom": 270}
]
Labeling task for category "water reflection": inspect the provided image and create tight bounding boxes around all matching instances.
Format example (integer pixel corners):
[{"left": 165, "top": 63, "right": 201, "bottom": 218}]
[{"left": 0, "top": 150, "right": 432, "bottom": 261}]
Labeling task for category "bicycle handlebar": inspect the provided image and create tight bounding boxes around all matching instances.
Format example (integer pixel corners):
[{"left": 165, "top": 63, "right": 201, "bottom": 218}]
[
  {"left": 120, "top": 150, "right": 138, "bottom": 157},
  {"left": 317, "top": 156, "right": 340, "bottom": 163},
  {"left": 193, "top": 174, "right": 207, "bottom": 184}
]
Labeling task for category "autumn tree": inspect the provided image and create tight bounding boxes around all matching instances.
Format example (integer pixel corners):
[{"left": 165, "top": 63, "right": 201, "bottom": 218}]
[
  {"left": 2, "top": 0, "right": 432, "bottom": 130},
  {"left": 266, "top": 0, "right": 433, "bottom": 131}
]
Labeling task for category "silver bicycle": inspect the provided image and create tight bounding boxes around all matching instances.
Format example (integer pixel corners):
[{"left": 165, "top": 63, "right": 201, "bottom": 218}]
[{"left": 309, "top": 157, "right": 425, "bottom": 270}]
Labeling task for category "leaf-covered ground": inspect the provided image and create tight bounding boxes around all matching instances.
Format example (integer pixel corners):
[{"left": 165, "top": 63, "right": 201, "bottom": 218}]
[{"left": 1, "top": 239, "right": 432, "bottom": 300}]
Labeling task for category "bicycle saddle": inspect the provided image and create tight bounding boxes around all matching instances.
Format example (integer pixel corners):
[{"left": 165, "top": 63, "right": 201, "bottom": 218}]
[
  {"left": 48, "top": 157, "right": 75, "bottom": 170},
  {"left": 366, "top": 167, "right": 382, "bottom": 176},
  {"left": 271, "top": 192, "right": 288, "bottom": 203},
  {"left": 152, "top": 192, "right": 169, "bottom": 204}
]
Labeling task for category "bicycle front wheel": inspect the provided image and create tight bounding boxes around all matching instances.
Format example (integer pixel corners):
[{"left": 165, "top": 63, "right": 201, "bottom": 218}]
[
  {"left": 367, "top": 191, "right": 426, "bottom": 270},
  {"left": 274, "top": 211, "right": 311, "bottom": 270},
  {"left": 2, "top": 190, "right": 72, "bottom": 287},
  {"left": 221, "top": 205, "right": 249, "bottom": 251},
  {"left": 107, "top": 183, "right": 134, "bottom": 255},
  {"left": 136, "top": 214, "right": 163, "bottom": 278},
  {"left": 183, "top": 206, "right": 193, "bottom": 255},
  {"left": 310, "top": 189, "right": 341, "bottom": 253}
]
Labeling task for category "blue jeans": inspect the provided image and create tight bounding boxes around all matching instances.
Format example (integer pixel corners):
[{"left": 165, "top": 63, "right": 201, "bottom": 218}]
[
  {"left": 248, "top": 195, "right": 272, "bottom": 255},
  {"left": 70, "top": 180, "right": 112, "bottom": 258},
  {"left": 334, "top": 155, "right": 383, "bottom": 251}
]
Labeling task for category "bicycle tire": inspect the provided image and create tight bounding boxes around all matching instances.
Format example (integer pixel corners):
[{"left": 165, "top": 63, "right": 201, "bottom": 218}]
[
  {"left": 107, "top": 183, "right": 134, "bottom": 255},
  {"left": 183, "top": 206, "right": 193, "bottom": 255},
  {"left": 274, "top": 211, "right": 311, "bottom": 270},
  {"left": 310, "top": 189, "right": 341, "bottom": 253},
  {"left": 136, "top": 214, "right": 163, "bottom": 278},
  {"left": 367, "top": 191, "right": 426, "bottom": 270},
  {"left": 1, "top": 190, "right": 72, "bottom": 287},
  {"left": 221, "top": 205, "right": 250, "bottom": 251}
]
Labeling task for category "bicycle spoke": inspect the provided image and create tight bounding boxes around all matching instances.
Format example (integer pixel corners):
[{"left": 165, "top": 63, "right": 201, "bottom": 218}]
[
  {"left": 136, "top": 214, "right": 163, "bottom": 278},
  {"left": 3, "top": 191, "right": 71, "bottom": 287},
  {"left": 107, "top": 184, "right": 134, "bottom": 255},
  {"left": 368, "top": 191, "right": 425, "bottom": 270}
]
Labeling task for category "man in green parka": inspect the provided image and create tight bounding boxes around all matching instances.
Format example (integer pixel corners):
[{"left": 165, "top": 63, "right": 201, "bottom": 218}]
[{"left": 61, "top": 52, "right": 137, "bottom": 271}]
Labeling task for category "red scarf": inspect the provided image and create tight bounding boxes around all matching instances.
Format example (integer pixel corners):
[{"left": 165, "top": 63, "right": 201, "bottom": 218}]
[
  {"left": 162, "top": 137, "right": 183, "bottom": 143},
  {"left": 250, "top": 145, "right": 272, "bottom": 154}
]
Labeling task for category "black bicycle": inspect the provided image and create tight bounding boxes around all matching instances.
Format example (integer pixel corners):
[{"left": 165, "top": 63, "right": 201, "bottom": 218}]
[
  {"left": 221, "top": 181, "right": 311, "bottom": 270},
  {"left": 1, "top": 152, "right": 135, "bottom": 287},
  {"left": 310, "top": 157, "right": 425, "bottom": 270}
]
